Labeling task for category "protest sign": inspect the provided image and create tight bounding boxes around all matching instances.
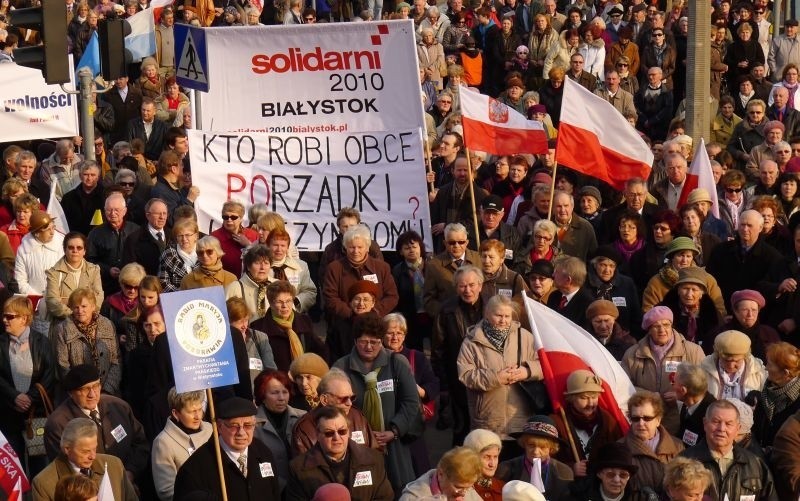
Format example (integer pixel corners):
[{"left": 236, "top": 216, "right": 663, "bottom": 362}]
[
  {"left": 0, "top": 57, "right": 79, "bottom": 142},
  {"left": 160, "top": 287, "right": 239, "bottom": 393},
  {"left": 200, "top": 20, "right": 423, "bottom": 132},
  {"left": 0, "top": 432, "right": 28, "bottom": 495},
  {"left": 189, "top": 128, "right": 431, "bottom": 251}
]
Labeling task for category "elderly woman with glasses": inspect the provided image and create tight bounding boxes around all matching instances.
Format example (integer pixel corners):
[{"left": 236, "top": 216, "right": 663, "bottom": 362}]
[
  {"left": 401, "top": 446, "right": 482, "bottom": 500},
  {"left": 100, "top": 263, "right": 146, "bottom": 345},
  {"left": 334, "top": 313, "right": 421, "bottom": 492},
  {"left": 0, "top": 296, "right": 55, "bottom": 466},
  {"left": 53, "top": 287, "right": 120, "bottom": 396},
  {"left": 565, "top": 443, "right": 640, "bottom": 501},
  {"left": 210, "top": 200, "right": 257, "bottom": 277},
  {"left": 45, "top": 232, "right": 103, "bottom": 327},
  {"left": 179, "top": 236, "right": 238, "bottom": 290},
  {"left": 158, "top": 218, "right": 200, "bottom": 293},
  {"left": 718, "top": 169, "right": 753, "bottom": 240},
  {"left": 622, "top": 307, "right": 704, "bottom": 435}
]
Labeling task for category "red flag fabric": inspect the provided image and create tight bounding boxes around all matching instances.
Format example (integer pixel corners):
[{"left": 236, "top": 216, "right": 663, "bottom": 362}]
[
  {"left": 678, "top": 138, "right": 721, "bottom": 218},
  {"left": 460, "top": 86, "right": 548, "bottom": 156},
  {"left": 0, "top": 433, "right": 29, "bottom": 495},
  {"left": 524, "top": 294, "right": 634, "bottom": 433},
  {"left": 556, "top": 78, "right": 653, "bottom": 190},
  {"left": 7, "top": 478, "right": 21, "bottom": 501}
]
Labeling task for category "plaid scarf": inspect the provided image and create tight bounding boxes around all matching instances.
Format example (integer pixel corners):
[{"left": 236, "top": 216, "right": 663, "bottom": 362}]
[
  {"left": 481, "top": 319, "right": 511, "bottom": 353},
  {"left": 761, "top": 376, "right": 800, "bottom": 421}
]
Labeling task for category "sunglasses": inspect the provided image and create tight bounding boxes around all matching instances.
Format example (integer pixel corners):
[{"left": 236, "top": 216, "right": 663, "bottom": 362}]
[
  {"left": 2, "top": 314, "right": 19, "bottom": 321},
  {"left": 447, "top": 240, "right": 467, "bottom": 245},
  {"left": 322, "top": 428, "right": 348, "bottom": 438},
  {"left": 198, "top": 249, "right": 216, "bottom": 256},
  {"left": 653, "top": 33, "right": 664, "bottom": 37},
  {"left": 725, "top": 187, "right": 743, "bottom": 193},
  {"left": 122, "top": 283, "right": 139, "bottom": 290},
  {"left": 221, "top": 214, "right": 240, "bottom": 221},
  {"left": 118, "top": 181, "right": 135, "bottom": 187},
  {"left": 327, "top": 394, "right": 357, "bottom": 405},
  {"left": 629, "top": 415, "right": 657, "bottom": 423},
  {"left": 617, "top": 63, "right": 629, "bottom": 67}
]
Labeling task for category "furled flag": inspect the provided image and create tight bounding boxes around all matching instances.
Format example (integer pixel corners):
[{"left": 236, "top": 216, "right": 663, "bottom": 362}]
[
  {"left": 97, "top": 463, "right": 115, "bottom": 501},
  {"left": 460, "top": 86, "right": 548, "bottom": 156},
  {"left": 556, "top": 78, "right": 653, "bottom": 190},
  {"left": 524, "top": 294, "right": 634, "bottom": 433},
  {"left": 678, "top": 138, "right": 720, "bottom": 218},
  {"left": 0, "top": 432, "right": 29, "bottom": 495},
  {"left": 47, "top": 182, "right": 70, "bottom": 234},
  {"left": 125, "top": 8, "right": 156, "bottom": 63},
  {"left": 76, "top": 31, "right": 100, "bottom": 77}
]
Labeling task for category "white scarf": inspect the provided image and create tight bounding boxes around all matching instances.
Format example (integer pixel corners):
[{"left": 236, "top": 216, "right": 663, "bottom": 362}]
[{"left": 177, "top": 247, "right": 197, "bottom": 273}]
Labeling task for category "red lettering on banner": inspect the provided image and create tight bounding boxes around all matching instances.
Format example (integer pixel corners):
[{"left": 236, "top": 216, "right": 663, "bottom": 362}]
[{"left": 251, "top": 47, "right": 382, "bottom": 74}]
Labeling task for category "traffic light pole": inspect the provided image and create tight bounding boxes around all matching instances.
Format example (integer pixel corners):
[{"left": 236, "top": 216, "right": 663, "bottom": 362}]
[{"left": 60, "top": 68, "right": 114, "bottom": 162}]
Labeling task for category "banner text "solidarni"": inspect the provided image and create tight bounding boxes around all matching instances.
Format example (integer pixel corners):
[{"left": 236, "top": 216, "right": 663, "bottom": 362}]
[{"left": 251, "top": 47, "right": 382, "bottom": 74}]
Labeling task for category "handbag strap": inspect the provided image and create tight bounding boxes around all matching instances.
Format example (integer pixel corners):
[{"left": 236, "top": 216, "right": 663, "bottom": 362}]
[{"left": 33, "top": 383, "right": 54, "bottom": 416}]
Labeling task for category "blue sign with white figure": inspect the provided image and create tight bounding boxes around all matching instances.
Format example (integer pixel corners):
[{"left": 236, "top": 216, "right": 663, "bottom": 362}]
[
  {"left": 161, "top": 286, "right": 238, "bottom": 393},
  {"left": 174, "top": 24, "right": 209, "bottom": 92}
]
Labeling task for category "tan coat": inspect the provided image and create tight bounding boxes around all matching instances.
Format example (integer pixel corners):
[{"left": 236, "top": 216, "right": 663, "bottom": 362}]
[
  {"left": 700, "top": 354, "right": 767, "bottom": 400},
  {"left": 44, "top": 258, "right": 104, "bottom": 321},
  {"left": 457, "top": 321, "right": 543, "bottom": 440},
  {"left": 179, "top": 267, "right": 238, "bottom": 290},
  {"left": 621, "top": 332, "right": 705, "bottom": 434},
  {"left": 641, "top": 266, "right": 727, "bottom": 318},
  {"left": 543, "top": 30, "right": 579, "bottom": 75}
]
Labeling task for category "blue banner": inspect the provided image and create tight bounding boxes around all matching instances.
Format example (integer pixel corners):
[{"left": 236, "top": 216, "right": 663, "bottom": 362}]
[{"left": 160, "top": 286, "right": 239, "bottom": 393}]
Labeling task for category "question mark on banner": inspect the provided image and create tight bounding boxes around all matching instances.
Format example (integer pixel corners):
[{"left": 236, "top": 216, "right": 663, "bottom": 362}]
[{"left": 408, "top": 196, "right": 420, "bottom": 219}]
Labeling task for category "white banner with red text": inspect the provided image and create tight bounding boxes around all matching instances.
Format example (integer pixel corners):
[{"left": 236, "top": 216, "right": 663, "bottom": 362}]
[
  {"left": 0, "top": 57, "right": 79, "bottom": 142},
  {"left": 199, "top": 20, "right": 423, "bottom": 132},
  {"left": 189, "top": 129, "right": 432, "bottom": 251}
]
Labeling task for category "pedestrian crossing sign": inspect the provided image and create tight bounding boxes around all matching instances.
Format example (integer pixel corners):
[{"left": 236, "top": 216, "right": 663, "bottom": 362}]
[{"left": 174, "top": 24, "right": 209, "bottom": 92}]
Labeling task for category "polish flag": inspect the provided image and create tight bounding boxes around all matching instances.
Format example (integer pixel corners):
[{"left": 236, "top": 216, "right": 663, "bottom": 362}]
[
  {"left": 460, "top": 87, "right": 548, "bottom": 156},
  {"left": 0, "top": 432, "right": 29, "bottom": 495},
  {"left": 524, "top": 295, "right": 634, "bottom": 433},
  {"left": 678, "top": 138, "right": 720, "bottom": 218},
  {"left": 556, "top": 78, "right": 653, "bottom": 190},
  {"left": 7, "top": 478, "right": 22, "bottom": 501}
]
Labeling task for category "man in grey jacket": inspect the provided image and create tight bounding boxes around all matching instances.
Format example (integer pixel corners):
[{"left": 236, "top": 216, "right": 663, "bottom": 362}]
[{"left": 768, "top": 18, "right": 800, "bottom": 81}]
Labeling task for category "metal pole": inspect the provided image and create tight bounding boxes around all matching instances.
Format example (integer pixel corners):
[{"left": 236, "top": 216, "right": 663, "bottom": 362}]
[
  {"left": 78, "top": 69, "right": 96, "bottom": 162},
  {"left": 686, "top": 0, "right": 711, "bottom": 145}
]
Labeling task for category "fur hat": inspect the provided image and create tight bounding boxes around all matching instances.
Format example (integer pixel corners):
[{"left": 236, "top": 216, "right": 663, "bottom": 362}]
[
  {"left": 587, "top": 299, "right": 619, "bottom": 320},
  {"left": 463, "top": 428, "right": 502, "bottom": 452},
  {"left": 502, "top": 481, "right": 545, "bottom": 501}
]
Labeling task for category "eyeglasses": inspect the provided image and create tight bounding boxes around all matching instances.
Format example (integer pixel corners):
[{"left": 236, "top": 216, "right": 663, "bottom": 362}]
[
  {"left": 748, "top": 111, "right": 764, "bottom": 115},
  {"left": 356, "top": 339, "right": 382, "bottom": 347},
  {"left": 222, "top": 421, "right": 256, "bottom": 432},
  {"left": 2, "top": 313, "right": 19, "bottom": 321},
  {"left": 652, "top": 33, "right": 664, "bottom": 37},
  {"left": 534, "top": 234, "right": 553, "bottom": 241},
  {"left": 601, "top": 470, "right": 631, "bottom": 480},
  {"left": 273, "top": 300, "right": 293, "bottom": 307},
  {"left": 629, "top": 415, "right": 658, "bottom": 423},
  {"left": 725, "top": 187, "right": 743, "bottom": 193},
  {"left": 176, "top": 233, "right": 197, "bottom": 240},
  {"left": 221, "top": 214, "right": 240, "bottom": 221},
  {"left": 327, "top": 393, "right": 357, "bottom": 405},
  {"left": 122, "top": 283, "right": 139, "bottom": 290},
  {"left": 118, "top": 181, "right": 135, "bottom": 187},
  {"left": 66, "top": 245, "right": 84, "bottom": 251},
  {"left": 322, "top": 428, "right": 348, "bottom": 438},
  {"left": 617, "top": 63, "right": 629, "bottom": 67},
  {"left": 447, "top": 240, "right": 467, "bottom": 245},
  {"left": 198, "top": 249, "right": 216, "bottom": 256},
  {"left": 652, "top": 225, "right": 671, "bottom": 232},
  {"left": 75, "top": 382, "right": 101, "bottom": 394}
]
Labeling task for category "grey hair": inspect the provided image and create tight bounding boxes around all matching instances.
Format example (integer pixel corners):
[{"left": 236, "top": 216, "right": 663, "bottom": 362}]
[
  {"left": 454, "top": 264, "right": 485, "bottom": 285},
  {"left": 15, "top": 150, "right": 36, "bottom": 167},
  {"left": 522, "top": 90, "right": 540, "bottom": 103},
  {"left": 112, "top": 141, "right": 131, "bottom": 158},
  {"left": 55, "top": 139, "right": 74, "bottom": 155},
  {"left": 79, "top": 160, "right": 100, "bottom": 174},
  {"left": 317, "top": 367, "right": 352, "bottom": 395},
  {"left": 444, "top": 222, "right": 468, "bottom": 239},
  {"left": 533, "top": 219, "right": 557, "bottom": 237},
  {"left": 427, "top": 5, "right": 439, "bottom": 15},
  {"left": 343, "top": 224, "right": 372, "bottom": 247},
  {"left": 383, "top": 312, "right": 408, "bottom": 333},
  {"left": 197, "top": 235, "right": 225, "bottom": 256},
  {"left": 772, "top": 141, "right": 791, "bottom": 154},
  {"left": 675, "top": 363, "right": 708, "bottom": 397},
  {"left": 61, "top": 417, "right": 98, "bottom": 449},
  {"left": 115, "top": 168, "right": 137, "bottom": 183},
  {"left": 248, "top": 203, "right": 269, "bottom": 225}
]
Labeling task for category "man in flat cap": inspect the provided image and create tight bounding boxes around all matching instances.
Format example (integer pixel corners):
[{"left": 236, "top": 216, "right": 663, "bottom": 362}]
[
  {"left": 44, "top": 364, "right": 149, "bottom": 489},
  {"left": 173, "top": 397, "right": 281, "bottom": 501},
  {"left": 32, "top": 417, "right": 138, "bottom": 501}
]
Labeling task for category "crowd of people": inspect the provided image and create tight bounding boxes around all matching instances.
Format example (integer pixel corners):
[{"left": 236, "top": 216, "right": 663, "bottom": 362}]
[{"left": 4, "top": 0, "right": 800, "bottom": 499}]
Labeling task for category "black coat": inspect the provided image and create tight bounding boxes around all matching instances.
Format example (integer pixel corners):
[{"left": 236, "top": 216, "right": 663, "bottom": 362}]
[
  {"left": 0, "top": 330, "right": 55, "bottom": 442},
  {"left": 497, "top": 455, "right": 573, "bottom": 501},
  {"left": 546, "top": 287, "right": 595, "bottom": 327},
  {"left": 60, "top": 185, "right": 106, "bottom": 236},
  {"left": 634, "top": 84, "right": 674, "bottom": 141},
  {"left": 677, "top": 393, "right": 715, "bottom": 447},
  {"left": 768, "top": 105, "right": 800, "bottom": 139},
  {"left": 87, "top": 221, "right": 141, "bottom": 295},
  {"left": 680, "top": 442, "right": 778, "bottom": 501},
  {"left": 103, "top": 86, "right": 143, "bottom": 144},
  {"left": 250, "top": 310, "right": 328, "bottom": 372},
  {"left": 753, "top": 384, "right": 800, "bottom": 448},
  {"left": 122, "top": 225, "right": 170, "bottom": 276},
  {"left": 125, "top": 117, "right": 167, "bottom": 161},
  {"left": 600, "top": 202, "right": 661, "bottom": 245},
  {"left": 174, "top": 436, "right": 281, "bottom": 501},
  {"left": 660, "top": 289, "right": 722, "bottom": 348}
]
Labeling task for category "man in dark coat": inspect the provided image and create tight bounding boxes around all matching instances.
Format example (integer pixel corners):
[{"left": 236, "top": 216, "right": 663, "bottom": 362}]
[
  {"left": 86, "top": 193, "right": 140, "bottom": 295},
  {"left": 122, "top": 198, "right": 170, "bottom": 275},
  {"left": 706, "top": 209, "right": 787, "bottom": 312},
  {"left": 125, "top": 98, "right": 167, "bottom": 161},
  {"left": 680, "top": 400, "right": 778, "bottom": 501},
  {"left": 285, "top": 405, "right": 394, "bottom": 501},
  {"left": 546, "top": 255, "right": 595, "bottom": 327},
  {"left": 634, "top": 66, "right": 674, "bottom": 141},
  {"left": 103, "top": 76, "right": 143, "bottom": 145},
  {"left": 767, "top": 85, "right": 800, "bottom": 138},
  {"left": 673, "top": 362, "right": 716, "bottom": 447},
  {"left": 423, "top": 223, "right": 482, "bottom": 318},
  {"left": 466, "top": 195, "right": 523, "bottom": 270},
  {"left": 174, "top": 397, "right": 281, "bottom": 501},
  {"left": 43, "top": 364, "right": 149, "bottom": 485},
  {"left": 600, "top": 178, "right": 660, "bottom": 244},
  {"left": 60, "top": 160, "right": 105, "bottom": 236}
]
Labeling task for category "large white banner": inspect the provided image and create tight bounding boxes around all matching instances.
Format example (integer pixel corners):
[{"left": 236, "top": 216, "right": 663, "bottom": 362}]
[
  {"left": 201, "top": 21, "right": 424, "bottom": 132},
  {"left": 190, "top": 129, "right": 431, "bottom": 251},
  {"left": 0, "top": 57, "right": 79, "bottom": 142}
]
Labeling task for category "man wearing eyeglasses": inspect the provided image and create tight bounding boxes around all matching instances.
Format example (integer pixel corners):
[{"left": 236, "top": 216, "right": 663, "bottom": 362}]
[
  {"left": 680, "top": 399, "right": 777, "bottom": 501},
  {"left": 175, "top": 396, "right": 280, "bottom": 501},
  {"left": 286, "top": 405, "right": 394, "bottom": 501},
  {"left": 292, "top": 368, "right": 380, "bottom": 456},
  {"left": 44, "top": 364, "right": 149, "bottom": 492},
  {"left": 728, "top": 99, "right": 769, "bottom": 170},
  {"left": 123, "top": 198, "right": 170, "bottom": 275},
  {"left": 151, "top": 149, "right": 199, "bottom": 228},
  {"left": 423, "top": 222, "right": 481, "bottom": 318},
  {"left": 86, "top": 193, "right": 139, "bottom": 295}
]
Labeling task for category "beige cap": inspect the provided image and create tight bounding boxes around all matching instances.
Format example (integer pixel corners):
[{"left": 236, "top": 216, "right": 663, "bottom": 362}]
[{"left": 564, "top": 369, "right": 604, "bottom": 395}]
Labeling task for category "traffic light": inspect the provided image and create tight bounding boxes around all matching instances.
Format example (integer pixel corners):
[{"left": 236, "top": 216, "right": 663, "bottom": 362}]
[
  {"left": 99, "top": 19, "right": 132, "bottom": 81},
  {"left": 10, "top": 3, "right": 70, "bottom": 85}
]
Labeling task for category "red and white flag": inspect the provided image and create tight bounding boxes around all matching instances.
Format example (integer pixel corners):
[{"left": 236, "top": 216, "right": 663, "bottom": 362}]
[
  {"left": 524, "top": 295, "right": 634, "bottom": 433},
  {"left": 7, "top": 478, "right": 22, "bottom": 501},
  {"left": 0, "top": 432, "right": 29, "bottom": 496},
  {"left": 678, "top": 138, "right": 720, "bottom": 218},
  {"left": 557, "top": 78, "right": 653, "bottom": 190},
  {"left": 460, "top": 86, "right": 548, "bottom": 156}
]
